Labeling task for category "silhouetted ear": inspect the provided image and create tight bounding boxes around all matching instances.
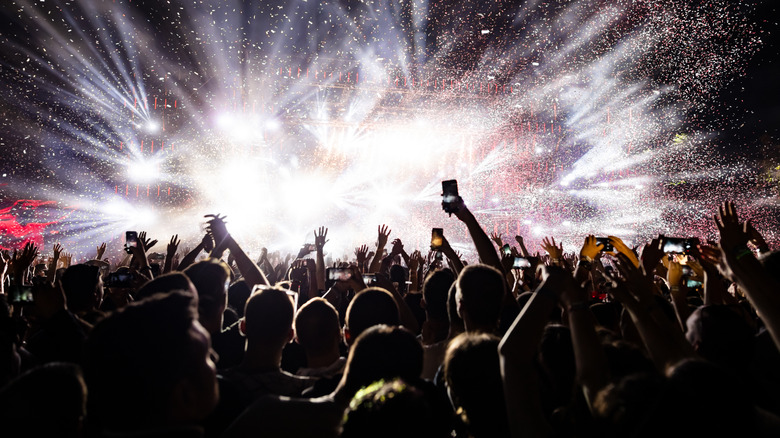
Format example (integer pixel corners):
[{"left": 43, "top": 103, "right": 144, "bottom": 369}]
[
  {"left": 286, "top": 328, "right": 294, "bottom": 344},
  {"left": 343, "top": 326, "right": 352, "bottom": 346},
  {"left": 239, "top": 318, "right": 246, "bottom": 336}
]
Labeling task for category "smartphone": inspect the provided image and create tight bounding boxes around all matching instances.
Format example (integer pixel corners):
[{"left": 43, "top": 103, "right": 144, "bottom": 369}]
[
  {"left": 105, "top": 271, "right": 136, "bottom": 288},
  {"left": 595, "top": 237, "right": 613, "bottom": 252},
  {"left": 663, "top": 237, "right": 693, "bottom": 255},
  {"left": 441, "top": 179, "right": 460, "bottom": 214},
  {"left": 8, "top": 285, "right": 33, "bottom": 304},
  {"left": 431, "top": 228, "right": 444, "bottom": 250},
  {"left": 513, "top": 257, "right": 531, "bottom": 269},
  {"left": 686, "top": 279, "right": 703, "bottom": 288},
  {"left": 362, "top": 273, "right": 377, "bottom": 285},
  {"left": 501, "top": 244, "right": 512, "bottom": 257},
  {"left": 125, "top": 231, "right": 138, "bottom": 254},
  {"left": 327, "top": 267, "right": 352, "bottom": 282}
]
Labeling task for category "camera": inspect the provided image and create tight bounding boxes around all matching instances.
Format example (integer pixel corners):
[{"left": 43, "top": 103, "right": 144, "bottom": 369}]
[
  {"left": 125, "top": 231, "right": 138, "bottom": 254},
  {"left": 501, "top": 244, "right": 512, "bottom": 257},
  {"left": 8, "top": 285, "right": 33, "bottom": 304},
  {"left": 595, "top": 237, "right": 613, "bottom": 252},
  {"left": 513, "top": 257, "right": 532, "bottom": 269},
  {"left": 662, "top": 237, "right": 695, "bottom": 255},
  {"left": 441, "top": 180, "right": 460, "bottom": 215},
  {"left": 431, "top": 228, "right": 444, "bottom": 250},
  {"left": 327, "top": 267, "right": 352, "bottom": 282},
  {"left": 105, "top": 271, "right": 136, "bottom": 288},
  {"left": 362, "top": 273, "right": 377, "bottom": 285}
]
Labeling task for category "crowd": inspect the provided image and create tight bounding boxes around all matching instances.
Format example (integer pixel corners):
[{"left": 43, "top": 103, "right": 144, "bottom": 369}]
[{"left": 0, "top": 194, "right": 779, "bottom": 438}]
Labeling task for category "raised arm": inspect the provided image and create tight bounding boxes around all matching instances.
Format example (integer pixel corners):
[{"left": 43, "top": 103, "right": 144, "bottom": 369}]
[
  {"left": 47, "top": 243, "right": 63, "bottom": 285},
  {"left": 714, "top": 201, "right": 780, "bottom": 350},
  {"left": 368, "top": 224, "right": 391, "bottom": 273},
  {"left": 499, "top": 266, "right": 563, "bottom": 438},
  {"left": 206, "top": 214, "right": 269, "bottom": 288},
  {"left": 314, "top": 226, "right": 329, "bottom": 292},
  {"left": 608, "top": 253, "right": 695, "bottom": 372},
  {"left": 439, "top": 234, "right": 465, "bottom": 275},
  {"left": 163, "top": 234, "right": 180, "bottom": 274},
  {"left": 177, "top": 236, "right": 209, "bottom": 271},
  {"left": 450, "top": 197, "right": 502, "bottom": 272}
]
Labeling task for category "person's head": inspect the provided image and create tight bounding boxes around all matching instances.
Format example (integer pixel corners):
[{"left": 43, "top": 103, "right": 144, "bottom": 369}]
[
  {"left": 0, "top": 362, "right": 87, "bottom": 438},
  {"left": 685, "top": 304, "right": 756, "bottom": 372},
  {"left": 444, "top": 332, "right": 508, "bottom": 438},
  {"left": 389, "top": 264, "right": 408, "bottom": 294},
  {"left": 447, "top": 282, "right": 465, "bottom": 336},
  {"left": 294, "top": 297, "right": 341, "bottom": 358},
  {"left": 455, "top": 264, "right": 506, "bottom": 333},
  {"left": 134, "top": 271, "right": 197, "bottom": 303},
  {"left": 183, "top": 258, "right": 231, "bottom": 334},
  {"left": 339, "top": 325, "right": 423, "bottom": 399},
  {"left": 422, "top": 269, "right": 455, "bottom": 322},
  {"left": 344, "top": 287, "right": 400, "bottom": 346},
  {"left": 84, "top": 290, "right": 218, "bottom": 432},
  {"left": 240, "top": 286, "right": 296, "bottom": 349},
  {"left": 60, "top": 264, "right": 103, "bottom": 313},
  {"left": 227, "top": 280, "right": 252, "bottom": 317},
  {"left": 340, "top": 378, "right": 452, "bottom": 438}
]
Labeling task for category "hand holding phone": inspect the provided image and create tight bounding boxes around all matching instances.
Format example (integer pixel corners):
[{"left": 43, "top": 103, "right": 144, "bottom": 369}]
[
  {"left": 662, "top": 237, "right": 694, "bottom": 255},
  {"left": 327, "top": 267, "right": 352, "bottom": 282},
  {"left": 125, "top": 231, "right": 138, "bottom": 254},
  {"left": 595, "top": 237, "right": 613, "bottom": 252},
  {"left": 513, "top": 257, "right": 531, "bottom": 269},
  {"left": 431, "top": 228, "right": 444, "bottom": 250},
  {"left": 441, "top": 180, "right": 461, "bottom": 216},
  {"left": 501, "top": 244, "right": 512, "bottom": 257}
]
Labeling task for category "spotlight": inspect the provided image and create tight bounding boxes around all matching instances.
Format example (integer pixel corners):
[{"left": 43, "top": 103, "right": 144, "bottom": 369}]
[
  {"left": 145, "top": 120, "right": 159, "bottom": 133},
  {"left": 126, "top": 159, "right": 160, "bottom": 183}
]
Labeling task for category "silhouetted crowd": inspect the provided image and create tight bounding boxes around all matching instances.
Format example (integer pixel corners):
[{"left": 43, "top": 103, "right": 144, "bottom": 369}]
[{"left": 1, "top": 197, "right": 779, "bottom": 438}]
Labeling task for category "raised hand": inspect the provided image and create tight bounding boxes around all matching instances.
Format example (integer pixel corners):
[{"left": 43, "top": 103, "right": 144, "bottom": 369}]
[
  {"left": 51, "top": 243, "right": 62, "bottom": 259},
  {"left": 95, "top": 242, "right": 107, "bottom": 260},
  {"left": 12, "top": 242, "right": 39, "bottom": 281},
  {"left": 579, "top": 235, "right": 603, "bottom": 261},
  {"left": 377, "top": 224, "right": 391, "bottom": 248},
  {"left": 515, "top": 235, "right": 530, "bottom": 257},
  {"left": 205, "top": 214, "right": 230, "bottom": 247},
  {"left": 167, "top": 235, "right": 180, "bottom": 257},
  {"left": 640, "top": 236, "right": 664, "bottom": 275},
  {"left": 490, "top": 232, "right": 504, "bottom": 248},
  {"left": 714, "top": 201, "right": 749, "bottom": 253},
  {"left": 540, "top": 236, "right": 563, "bottom": 262},
  {"left": 163, "top": 234, "right": 180, "bottom": 274},
  {"left": 201, "top": 234, "right": 214, "bottom": 254},
  {"left": 608, "top": 235, "right": 640, "bottom": 268},
  {"left": 138, "top": 231, "right": 158, "bottom": 253},
  {"left": 354, "top": 245, "right": 369, "bottom": 266},
  {"left": 314, "top": 226, "right": 329, "bottom": 250},
  {"left": 408, "top": 250, "right": 423, "bottom": 273},
  {"left": 390, "top": 238, "right": 404, "bottom": 255},
  {"left": 745, "top": 219, "right": 770, "bottom": 253}
]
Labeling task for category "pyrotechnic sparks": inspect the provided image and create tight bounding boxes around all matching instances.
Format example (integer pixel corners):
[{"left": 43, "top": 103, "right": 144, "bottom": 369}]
[{"left": 0, "top": 0, "right": 776, "bottom": 260}]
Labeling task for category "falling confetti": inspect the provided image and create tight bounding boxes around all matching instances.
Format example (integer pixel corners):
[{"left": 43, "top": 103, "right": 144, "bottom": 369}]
[{"left": 0, "top": 0, "right": 777, "bottom": 260}]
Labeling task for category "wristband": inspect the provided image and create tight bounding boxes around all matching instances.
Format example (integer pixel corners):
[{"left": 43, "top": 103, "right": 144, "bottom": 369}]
[{"left": 580, "top": 255, "right": 594, "bottom": 263}]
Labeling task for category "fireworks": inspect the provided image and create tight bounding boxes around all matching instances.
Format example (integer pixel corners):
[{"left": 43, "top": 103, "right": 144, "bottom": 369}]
[{"left": 0, "top": 0, "right": 776, "bottom": 259}]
